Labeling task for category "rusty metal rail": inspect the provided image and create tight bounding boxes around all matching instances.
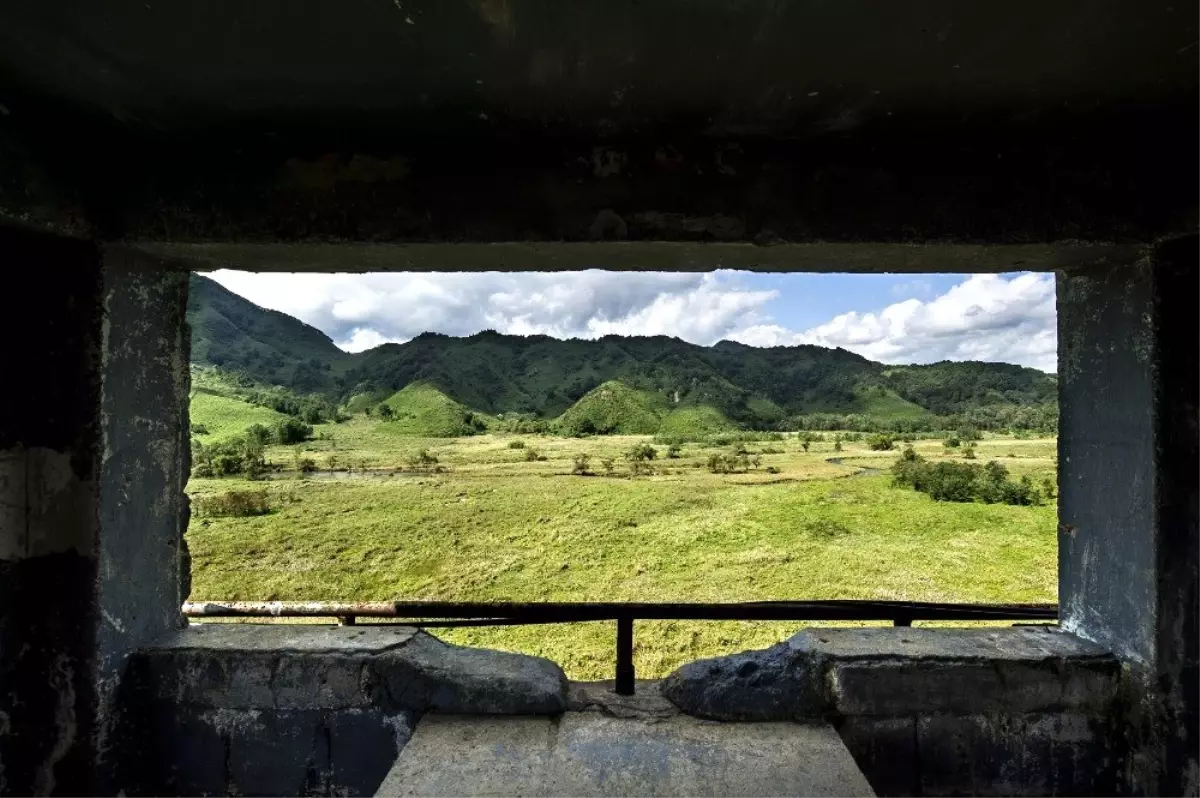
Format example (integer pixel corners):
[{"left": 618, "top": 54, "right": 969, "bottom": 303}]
[{"left": 183, "top": 600, "right": 1058, "bottom": 696}]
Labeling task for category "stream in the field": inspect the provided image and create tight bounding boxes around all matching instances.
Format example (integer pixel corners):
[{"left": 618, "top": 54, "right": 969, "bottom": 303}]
[{"left": 825, "top": 457, "right": 885, "bottom": 477}]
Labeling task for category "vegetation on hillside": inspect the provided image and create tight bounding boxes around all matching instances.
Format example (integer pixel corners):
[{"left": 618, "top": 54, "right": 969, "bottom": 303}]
[
  {"left": 552, "top": 381, "right": 668, "bottom": 436},
  {"left": 380, "top": 382, "right": 488, "bottom": 437},
  {"left": 188, "top": 275, "right": 1058, "bottom": 433}
]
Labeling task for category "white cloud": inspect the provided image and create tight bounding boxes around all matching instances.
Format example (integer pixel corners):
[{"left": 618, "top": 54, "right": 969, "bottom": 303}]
[
  {"left": 730, "top": 273, "right": 1057, "bottom": 372},
  {"left": 337, "top": 328, "right": 409, "bottom": 353},
  {"left": 206, "top": 270, "right": 774, "bottom": 350},
  {"left": 206, "top": 270, "right": 1056, "bottom": 372}
]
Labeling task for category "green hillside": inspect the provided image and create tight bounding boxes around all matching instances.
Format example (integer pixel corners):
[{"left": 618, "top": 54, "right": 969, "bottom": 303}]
[
  {"left": 190, "top": 390, "right": 290, "bottom": 443},
  {"left": 553, "top": 381, "right": 669, "bottom": 436},
  {"left": 187, "top": 274, "right": 1058, "bottom": 430},
  {"left": 380, "top": 382, "right": 487, "bottom": 437},
  {"left": 656, "top": 405, "right": 738, "bottom": 438},
  {"left": 188, "top": 274, "right": 348, "bottom": 393}
]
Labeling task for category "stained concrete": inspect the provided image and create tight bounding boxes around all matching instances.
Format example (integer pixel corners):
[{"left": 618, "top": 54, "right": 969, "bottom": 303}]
[
  {"left": 376, "top": 713, "right": 875, "bottom": 797},
  {"left": 117, "top": 626, "right": 570, "bottom": 795},
  {"left": 130, "top": 625, "right": 568, "bottom": 714},
  {"left": 1058, "top": 241, "right": 1200, "bottom": 795},
  {"left": 662, "top": 627, "right": 1123, "bottom": 795},
  {"left": 0, "top": 226, "right": 104, "bottom": 795}
]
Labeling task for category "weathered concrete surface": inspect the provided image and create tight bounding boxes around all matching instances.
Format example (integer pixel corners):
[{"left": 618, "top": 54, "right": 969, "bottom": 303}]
[
  {"left": 806, "top": 627, "right": 1119, "bottom": 717},
  {"left": 2, "top": 1, "right": 1196, "bottom": 247},
  {"left": 660, "top": 637, "right": 823, "bottom": 721},
  {"left": 133, "top": 624, "right": 567, "bottom": 715},
  {"left": 1058, "top": 237, "right": 1199, "bottom": 796},
  {"left": 377, "top": 713, "right": 874, "bottom": 797},
  {"left": 119, "top": 625, "right": 568, "bottom": 795},
  {"left": 0, "top": 226, "right": 104, "bottom": 795},
  {"left": 663, "top": 626, "right": 1117, "bottom": 721},
  {"left": 662, "top": 627, "right": 1123, "bottom": 795},
  {"left": 567, "top": 680, "right": 679, "bottom": 721},
  {"left": 97, "top": 248, "right": 191, "bottom": 790}
]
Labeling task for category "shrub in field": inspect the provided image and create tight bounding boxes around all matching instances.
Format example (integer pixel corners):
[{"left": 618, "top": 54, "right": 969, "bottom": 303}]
[
  {"left": 891, "top": 449, "right": 1042, "bottom": 506},
  {"left": 1041, "top": 476, "right": 1057, "bottom": 500},
  {"left": 963, "top": 443, "right": 977, "bottom": 459},
  {"left": 246, "top": 423, "right": 273, "bottom": 445},
  {"left": 274, "top": 417, "right": 313, "bottom": 445},
  {"left": 707, "top": 448, "right": 751, "bottom": 474},
  {"left": 190, "top": 423, "right": 210, "bottom": 435},
  {"left": 572, "top": 453, "right": 592, "bottom": 475},
  {"left": 292, "top": 447, "right": 318, "bottom": 473},
  {"left": 508, "top": 440, "right": 526, "bottom": 449},
  {"left": 601, "top": 457, "right": 616, "bottom": 475},
  {"left": 628, "top": 443, "right": 657, "bottom": 461},
  {"left": 765, "top": 465, "right": 780, "bottom": 474},
  {"left": 407, "top": 449, "right": 439, "bottom": 471},
  {"left": 192, "top": 435, "right": 266, "bottom": 479},
  {"left": 523, "top": 447, "right": 540, "bottom": 462},
  {"left": 943, "top": 435, "right": 961, "bottom": 449},
  {"left": 957, "top": 425, "right": 982, "bottom": 442},
  {"left": 867, "top": 433, "right": 895, "bottom": 451},
  {"left": 666, "top": 444, "right": 682, "bottom": 459},
  {"left": 194, "top": 489, "right": 271, "bottom": 518}
]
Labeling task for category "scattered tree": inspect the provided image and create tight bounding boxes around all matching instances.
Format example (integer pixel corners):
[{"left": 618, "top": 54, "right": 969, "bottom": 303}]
[
  {"left": 572, "top": 453, "right": 592, "bottom": 475},
  {"left": 867, "top": 433, "right": 895, "bottom": 451}
]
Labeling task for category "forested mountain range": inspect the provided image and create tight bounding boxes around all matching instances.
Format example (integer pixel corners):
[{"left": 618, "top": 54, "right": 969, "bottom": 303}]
[{"left": 188, "top": 274, "right": 1057, "bottom": 430}]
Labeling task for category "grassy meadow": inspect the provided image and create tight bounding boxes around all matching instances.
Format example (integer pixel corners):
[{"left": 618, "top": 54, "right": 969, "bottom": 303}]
[{"left": 186, "top": 409, "right": 1059, "bottom": 679}]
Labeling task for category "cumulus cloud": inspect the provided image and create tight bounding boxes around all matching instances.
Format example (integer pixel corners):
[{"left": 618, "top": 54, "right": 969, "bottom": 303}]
[
  {"left": 206, "top": 270, "right": 1056, "bottom": 372},
  {"left": 730, "top": 273, "right": 1057, "bottom": 372},
  {"left": 206, "top": 270, "right": 776, "bottom": 351}
]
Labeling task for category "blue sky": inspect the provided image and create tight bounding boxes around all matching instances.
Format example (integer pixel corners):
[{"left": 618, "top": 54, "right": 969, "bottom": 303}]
[
  {"left": 741, "top": 273, "right": 961, "bottom": 330},
  {"left": 207, "top": 270, "right": 1057, "bottom": 372}
]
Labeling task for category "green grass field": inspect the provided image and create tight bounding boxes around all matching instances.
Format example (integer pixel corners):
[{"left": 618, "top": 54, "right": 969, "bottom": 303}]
[{"left": 186, "top": 405, "right": 1058, "bottom": 680}]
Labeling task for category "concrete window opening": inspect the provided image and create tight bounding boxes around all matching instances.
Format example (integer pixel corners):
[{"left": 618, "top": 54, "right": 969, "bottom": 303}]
[
  {"left": 179, "top": 268, "right": 1063, "bottom": 692},
  {"left": 0, "top": 2, "right": 1194, "bottom": 793}
]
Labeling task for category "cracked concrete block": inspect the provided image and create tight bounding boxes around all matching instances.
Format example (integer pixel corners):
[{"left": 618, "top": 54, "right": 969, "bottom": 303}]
[
  {"left": 381, "top": 633, "right": 568, "bottom": 715},
  {"left": 659, "top": 639, "right": 825, "bottom": 721},
  {"left": 137, "top": 625, "right": 417, "bottom": 710},
  {"left": 802, "top": 628, "right": 1120, "bottom": 716}
]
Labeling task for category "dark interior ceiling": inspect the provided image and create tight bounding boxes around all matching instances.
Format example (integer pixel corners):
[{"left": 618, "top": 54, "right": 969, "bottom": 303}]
[
  {"left": 1, "top": 0, "right": 1195, "bottom": 136},
  {"left": 0, "top": 1, "right": 1195, "bottom": 263}
]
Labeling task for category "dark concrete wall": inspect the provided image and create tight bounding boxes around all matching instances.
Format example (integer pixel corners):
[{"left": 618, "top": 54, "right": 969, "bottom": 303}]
[
  {"left": 95, "top": 249, "right": 191, "bottom": 789},
  {"left": 1150, "top": 238, "right": 1198, "bottom": 797},
  {"left": 1058, "top": 257, "right": 1159, "bottom": 665},
  {"left": 0, "top": 225, "right": 104, "bottom": 795},
  {"left": 1058, "top": 236, "right": 1199, "bottom": 796}
]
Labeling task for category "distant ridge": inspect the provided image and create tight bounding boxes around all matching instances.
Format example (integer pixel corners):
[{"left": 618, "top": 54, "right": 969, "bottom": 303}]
[{"left": 188, "top": 274, "right": 1057, "bottom": 427}]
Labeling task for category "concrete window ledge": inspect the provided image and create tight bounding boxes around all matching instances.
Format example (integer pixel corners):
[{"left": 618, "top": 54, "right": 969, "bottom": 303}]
[
  {"left": 662, "top": 626, "right": 1123, "bottom": 796},
  {"left": 114, "top": 625, "right": 568, "bottom": 796},
  {"left": 114, "top": 624, "right": 1122, "bottom": 796}
]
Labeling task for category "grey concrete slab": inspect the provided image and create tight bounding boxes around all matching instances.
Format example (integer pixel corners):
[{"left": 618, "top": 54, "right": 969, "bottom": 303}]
[
  {"left": 376, "top": 713, "right": 874, "bottom": 797},
  {"left": 155, "top": 623, "right": 418, "bottom": 652}
]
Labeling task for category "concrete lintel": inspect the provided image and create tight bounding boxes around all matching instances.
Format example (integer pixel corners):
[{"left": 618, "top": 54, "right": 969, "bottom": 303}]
[{"left": 126, "top": 240, "right": 1144, "bottom": 275}]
